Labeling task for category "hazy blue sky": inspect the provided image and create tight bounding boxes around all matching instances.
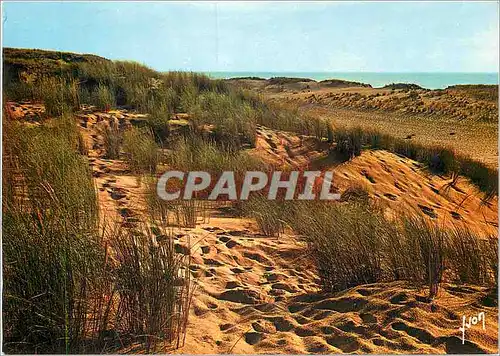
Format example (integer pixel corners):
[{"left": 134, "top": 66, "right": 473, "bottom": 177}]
[{"left": 2, "top": 1, "right": 498, "bottom": 72}]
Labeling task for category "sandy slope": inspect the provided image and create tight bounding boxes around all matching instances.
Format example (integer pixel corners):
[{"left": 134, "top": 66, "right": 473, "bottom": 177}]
[
  {"left": 253, "top": 126, "right": 497, "bottom": 237},
  {"left": 176, "top": 220, "right": 498, "bottom": 354},
  {"left": 7, "top": 102, "right": 498, "bottom": 354}
]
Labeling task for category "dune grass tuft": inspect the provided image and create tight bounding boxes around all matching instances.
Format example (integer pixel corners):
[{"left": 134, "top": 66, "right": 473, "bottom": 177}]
[
  {"left": 243, "top": 197, "right": 497, "bottom": 298},
  {"left": 122, "top": 127, "right": 159, "bottom": 174}
]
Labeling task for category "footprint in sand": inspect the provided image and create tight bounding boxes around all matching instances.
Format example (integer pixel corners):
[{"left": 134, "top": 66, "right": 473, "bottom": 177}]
[
  {"left": 174, "top": 243, "right": 190, "bottom": 255},
  {"left": 251, "top": 320, "right": 276, "bottom": 334},
  {"left": 391, "top": 321, "right": 435, "bottom": 345},
  {"left": 384, "top": 193, "right": 398, "bottom": 201},
  {"left": 219, "top": 323, "right": 233, "bottom": 331},
  {"left": 450, "top": 211, "right": 461, "bottom": 220},
  {"left": 264, "top": 272, "right": 283, "bottom": 282},
  {"left": 294, "top": 326, "right": 316, "bottom": 337},
  {"left": 204, "top": 269, "right": 216, "bottom": 277},
  {"left": 225, "top": 281, "right": 242, "bottom": 289},
  {"left": 418, "top": 204, "right": 438, "bottom": 218},
  {"left": 244, "top": 331, "right": 263, "bottom": 345},
  {"left": 217, "top": 288, "right": 262, "bottom": 305},
  {"left": 231, "top": 267, "right": 246, "bottom": 274},
  {"left": 271, "top": 282, "right": 298, "bottom": 293},
  {"left": 441, "top": 335, "right": 487, "bottom": 354},
  {"left": 320, "top": 326, "right": 336, "bottom": 335},
  {"left": 390, "top": 292, "right": 409, "bottom": 304},
  {"left": 394, "top": 181, "right": 407, "bottom": 192},
  {"left": 225, "top": 240, "right": 238, "bottom": 248},
  {"left": 326, "top": 335, "right": 360, "bottom": 353},
  {"left": 360, "top": 313, "right": 378, "bottom": 324},
  {"left": 203, "top": 258, "right": 224, "bottom": 266},
  {"left": 266, "top": 316, "right": 295, "bottom": 332},
  {"left": 218, "top": 235, "right": 232, "bottom": 243},
  {"left": 313, "top": 296, "right": 368, "bottom": 313},
  {"left": 305, "top": 339, "right": 330, "bottom": 353},
  {"left": 110, "top": 188, "right": 127, "bottom": 200},
  {"left": 268, "top": 289, "right": 286, "bottom": 297},
  {"left": 338, "top": 319, "right": 371, "bottom": 338},
  {"left": 244, "top": 251, "right": 272, "bottom": 264}
]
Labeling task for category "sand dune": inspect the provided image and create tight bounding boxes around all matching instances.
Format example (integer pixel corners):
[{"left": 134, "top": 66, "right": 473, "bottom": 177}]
[{"left": 7, "top": 102, "right": 498, "bottom": 354}]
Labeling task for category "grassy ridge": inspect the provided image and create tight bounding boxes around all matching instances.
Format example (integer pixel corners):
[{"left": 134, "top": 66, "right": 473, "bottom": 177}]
[
  {"left": 4, "top": 48, "right": 329, "bottom": 149},
  {"left": 5, "top": 47, "right": 495, "bottom": 199},
  {"left": 330, "top": 126, "right": 498, "bottom": 198}
]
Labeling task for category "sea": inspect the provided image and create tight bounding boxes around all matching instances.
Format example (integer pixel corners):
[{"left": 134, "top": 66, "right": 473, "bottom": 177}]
[{"left": 205, "top": 72, "right": 498, "bottom": 90}]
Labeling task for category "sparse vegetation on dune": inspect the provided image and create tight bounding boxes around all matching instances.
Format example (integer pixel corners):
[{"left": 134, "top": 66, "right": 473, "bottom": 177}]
[
  {"left": 330, "top": 125, "right": 498, "bottom": 198},
  {"left": 268, "top": 82, "right": 498, "bottom": 122},
  {"left": 122, "top": 127, "right": 159, "bottom": 174},
  {"left": 4, "top": 48, "right": 332, "bottom": 149},
  {"left": 165, "top": 136, "right": 265, "bottom": 174},
  {"left": 243, "top": 198, "right": 497, "bottom": 298},
  {"left": 101, "top": 119, "right": 122, "bottom": 159}
]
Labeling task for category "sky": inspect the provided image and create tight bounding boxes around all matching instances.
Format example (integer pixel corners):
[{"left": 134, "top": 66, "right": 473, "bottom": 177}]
[{"left": 2, "top": 1, "right": 498, "bottom": 73}]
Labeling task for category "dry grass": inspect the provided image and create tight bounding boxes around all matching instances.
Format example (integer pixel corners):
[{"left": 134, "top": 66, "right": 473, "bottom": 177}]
[
  {"left": 242, "top": 194, "right": 287, "bottom": 237},
  {"left": 122, "top": 127, "right": 159, "bottom": 174},
  {"left": 100, "top": 119, "right": 122, "bottom": 159},
  {"left": 110, "top": 223, "right": 192, "bottom": 352},
  {"left": 243, "top": 198, "right": 497, "bottom": 298}
]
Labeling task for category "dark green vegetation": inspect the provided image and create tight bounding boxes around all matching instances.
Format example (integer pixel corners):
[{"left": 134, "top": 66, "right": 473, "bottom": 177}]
[
  {"left": 3, "top": 48, "right": 329, "bottom": 150},
  {"left": 267, "top": 77, "right": 316, "bottom": 85},
  {"left": 382, "top": 83, "right": 424, "bottom": 90},
  {"left": 319, "top": 78, "right": 372, "bottom": 88}
]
